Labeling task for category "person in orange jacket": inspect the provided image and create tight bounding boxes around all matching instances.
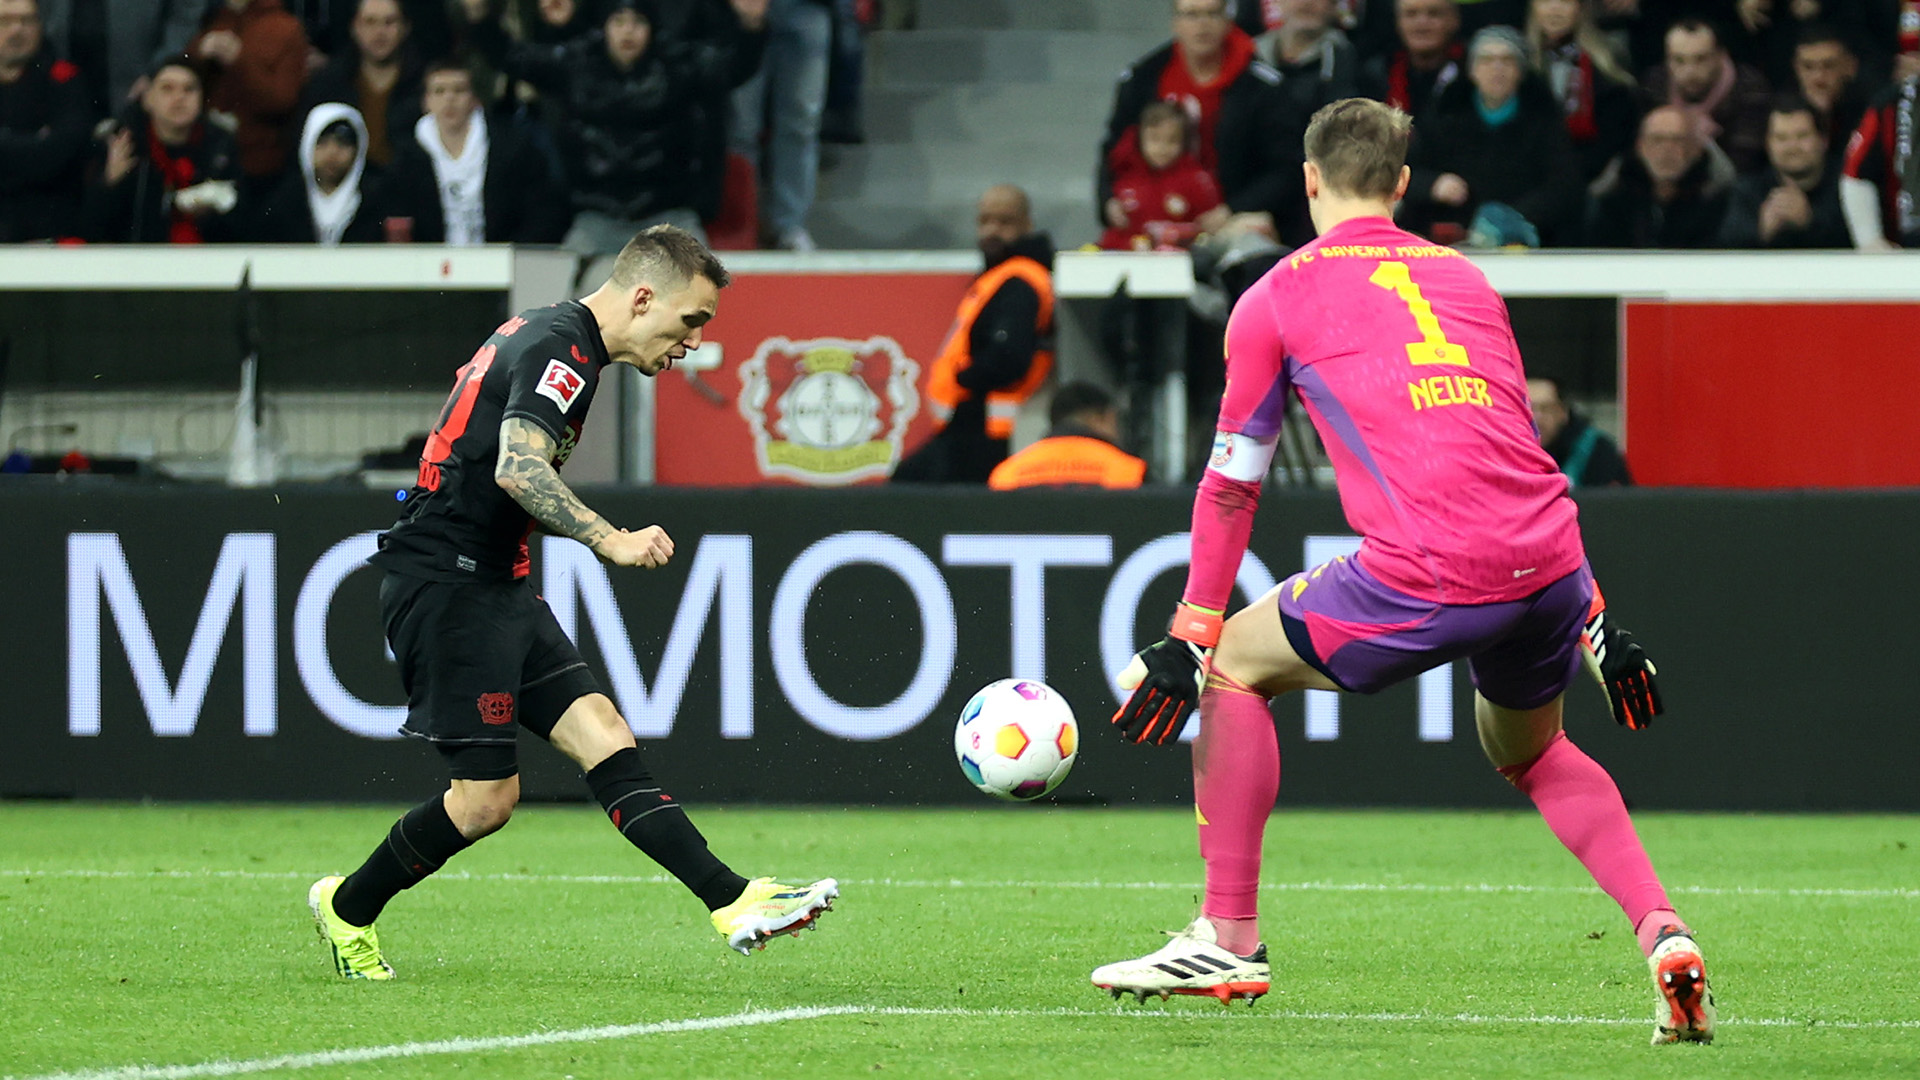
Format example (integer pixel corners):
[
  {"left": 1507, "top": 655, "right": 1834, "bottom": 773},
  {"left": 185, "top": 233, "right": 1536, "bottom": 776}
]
[
  {"left": 892, "top": 183, "right": 1054, "bottom": 484},
  {"left": 989, "top": 382, "right": 1147, "bottom": 490}
]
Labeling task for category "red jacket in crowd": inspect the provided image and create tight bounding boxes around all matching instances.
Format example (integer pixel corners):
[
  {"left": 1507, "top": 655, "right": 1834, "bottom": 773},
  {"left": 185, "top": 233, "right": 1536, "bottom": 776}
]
[{"left": 1098, "top": 131, "right": 1222, "bottom": 250}]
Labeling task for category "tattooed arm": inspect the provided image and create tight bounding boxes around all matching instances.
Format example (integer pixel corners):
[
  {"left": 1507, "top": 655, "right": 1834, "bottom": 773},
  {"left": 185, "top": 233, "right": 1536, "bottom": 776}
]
[{"left": 495, "top": 417, "right": 615, "bottom": 548}]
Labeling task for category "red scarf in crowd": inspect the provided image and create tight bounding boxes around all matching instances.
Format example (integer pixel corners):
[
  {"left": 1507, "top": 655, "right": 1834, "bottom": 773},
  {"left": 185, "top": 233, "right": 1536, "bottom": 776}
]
[
  {"left": 1547, "top": 41, "right": 1598, "bottom": 142},
  {"left": 1385, "top": 42, "right": 1463, "bottom": 112},
  {"left": 146, "top": 126, "right": 204, "bottom": 245},
  {"left": 1157, "top": 26, "right": 1257, "bottom": 170}
]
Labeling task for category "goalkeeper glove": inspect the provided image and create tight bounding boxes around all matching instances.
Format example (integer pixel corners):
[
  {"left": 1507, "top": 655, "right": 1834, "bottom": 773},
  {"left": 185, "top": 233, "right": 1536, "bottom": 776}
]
[
  {"left": 1111, "top": 604, "right": 1221, "bottom": 746},
  {"left": 1581, "top": 602, "right": 1663, "bottom": 730}
]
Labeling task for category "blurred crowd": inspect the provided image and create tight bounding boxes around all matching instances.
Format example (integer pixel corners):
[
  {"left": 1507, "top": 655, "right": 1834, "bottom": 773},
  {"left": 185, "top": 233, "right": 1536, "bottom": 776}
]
[
  {"left": 1097, "top": 0, "right": 1920, "bottom": 250},
  {"left": 0, "top": 0, "right": 871, "bottom": 249}
]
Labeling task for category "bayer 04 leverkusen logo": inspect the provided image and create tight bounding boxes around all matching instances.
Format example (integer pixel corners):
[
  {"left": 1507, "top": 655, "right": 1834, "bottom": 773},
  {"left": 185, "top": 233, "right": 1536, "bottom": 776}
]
[{"left": 736, "top": 336, "right": 921, "bottom": 485}]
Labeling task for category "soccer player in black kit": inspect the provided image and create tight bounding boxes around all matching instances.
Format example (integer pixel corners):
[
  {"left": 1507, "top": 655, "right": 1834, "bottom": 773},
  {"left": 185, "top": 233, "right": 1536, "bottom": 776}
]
[{"left": 308, "top": 226, "right": 837, "bottom": 980}]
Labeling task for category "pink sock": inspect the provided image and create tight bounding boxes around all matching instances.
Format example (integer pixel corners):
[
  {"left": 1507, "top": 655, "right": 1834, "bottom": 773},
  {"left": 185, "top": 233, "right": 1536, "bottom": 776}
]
[
  {"left": 1502, "top": 732, "right": 1684, "bottom": 957},
  {"left": 1194, "top": 680, "right": 1279, "bottom": 956}
]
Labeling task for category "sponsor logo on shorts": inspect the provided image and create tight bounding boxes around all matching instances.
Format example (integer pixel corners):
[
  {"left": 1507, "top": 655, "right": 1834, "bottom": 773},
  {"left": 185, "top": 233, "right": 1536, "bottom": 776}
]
[
  {"left": 536, "top": 358, "right": 586, "bottom": 411},
  {"left": 456, "top": 554, "right": 477, "bottom": 573},
  {"left": 477, "top": 692, "right": 515, "bottom": 726}
]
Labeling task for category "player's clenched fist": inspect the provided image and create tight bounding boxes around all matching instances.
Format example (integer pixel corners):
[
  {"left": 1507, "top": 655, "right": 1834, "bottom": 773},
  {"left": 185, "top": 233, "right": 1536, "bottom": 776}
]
[{"left": 594, "top": 525, "right": 674, "bottom": 568}]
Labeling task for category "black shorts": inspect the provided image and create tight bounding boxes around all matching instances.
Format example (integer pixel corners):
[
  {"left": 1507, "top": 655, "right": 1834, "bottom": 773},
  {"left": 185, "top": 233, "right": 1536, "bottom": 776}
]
[{"left": 380, "top": 572, "right": 603, "bottom": 781}]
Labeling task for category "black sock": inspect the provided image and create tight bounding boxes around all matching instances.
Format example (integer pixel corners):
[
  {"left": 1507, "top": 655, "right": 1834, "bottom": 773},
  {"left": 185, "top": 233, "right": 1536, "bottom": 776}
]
[
  {"left": 587, "top": 747, "right": 747, "bottom": 911},
  {"left": 332, "top": 796, "right": 473, "bottom": 927}
]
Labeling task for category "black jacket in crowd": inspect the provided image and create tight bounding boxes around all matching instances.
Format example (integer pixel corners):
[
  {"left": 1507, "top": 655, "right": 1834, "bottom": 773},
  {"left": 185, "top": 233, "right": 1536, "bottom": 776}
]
[
  {"left": 1261, "top": 29, "right": 1360, "bottom": 130},
  {"left": 470, "top": 18, "right": 759, "bottom": 222},
  {"left": 1718, "top": 164, "right": 1852, "bottom": 248},
  {"left": 0, "top": 50, "right": 93, "bottom": 242},
  {"left": 650, "top": 0, "right": 768, "bottom": 221},
  {"left": 1583, "top": 143, "right": 1736, "bottom": 248},
  {"left": 80, "top": 111, "right": 243, "bottom": 243},
  {"left": 1402, "top": 76, "right": 1585, "bottom": 245},
  {"left": 381, "top": 116, "right": 569, "bottom": 243},
  {"left": 1098, "top": 41, "right": 1304, "bottom": 241}
]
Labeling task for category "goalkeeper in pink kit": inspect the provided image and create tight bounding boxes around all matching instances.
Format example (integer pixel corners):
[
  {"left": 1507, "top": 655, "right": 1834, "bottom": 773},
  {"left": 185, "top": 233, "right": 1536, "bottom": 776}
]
[{"left": 1093, "top": 99, "right": 1713, "bottom": 1046}]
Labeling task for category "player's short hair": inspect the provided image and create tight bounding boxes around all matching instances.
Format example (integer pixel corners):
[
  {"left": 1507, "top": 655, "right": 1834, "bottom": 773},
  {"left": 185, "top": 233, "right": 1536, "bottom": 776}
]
[
  {"left": 1770, "top": 92, "right": 1827, "bottom": 137},
  {"left": 609, "top": 224, "right": 730, "bottom": 291},
  {"left": 1139, "top": 100, "right": 1187, "bottom": 132},
  {"left": 1303, "top": 98, "right": 1412, "bottom": 200},
  {"left": 1049, "top": 382, "right": 1116, "bottom": 427}
]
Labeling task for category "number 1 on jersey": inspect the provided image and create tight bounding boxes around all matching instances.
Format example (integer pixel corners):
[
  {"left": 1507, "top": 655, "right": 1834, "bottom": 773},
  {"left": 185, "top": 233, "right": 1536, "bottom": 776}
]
[{"left": 1369, "top": 260, "right": 1471, "bottom": 368}]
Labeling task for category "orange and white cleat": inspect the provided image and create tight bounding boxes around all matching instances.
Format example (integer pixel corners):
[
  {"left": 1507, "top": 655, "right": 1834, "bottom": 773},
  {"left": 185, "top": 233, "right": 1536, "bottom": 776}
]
[
  {"left": 1091, "top": 917, "right": 1269, "bottom": 1006},
  {"left": 1648, "top": 927, "right": 1717, "bottom": 1045}
]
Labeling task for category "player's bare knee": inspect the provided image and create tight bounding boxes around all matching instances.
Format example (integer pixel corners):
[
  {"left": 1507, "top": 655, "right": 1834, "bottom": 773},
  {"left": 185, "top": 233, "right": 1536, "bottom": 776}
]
[{"left": 447, "top": 777, "right": 519, "bottom": 838}]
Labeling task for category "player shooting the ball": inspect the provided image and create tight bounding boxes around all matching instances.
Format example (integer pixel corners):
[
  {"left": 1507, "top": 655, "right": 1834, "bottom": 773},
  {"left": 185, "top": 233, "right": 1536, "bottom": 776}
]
[
  {"left": 1097, "top": 98, "right": 1710, "bottom": 1046},
  {"left": 307, "top": 226, "right": 837, "bottom": 980}
]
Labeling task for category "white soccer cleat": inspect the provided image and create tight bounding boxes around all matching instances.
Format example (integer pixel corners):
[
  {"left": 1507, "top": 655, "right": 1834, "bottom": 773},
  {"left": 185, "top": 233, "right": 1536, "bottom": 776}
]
[
  {"left": 1648, "top": 928, "right": 1716, "bottom": 1045},
  {"left": 1091, "top": 916, "right": 1270, "bottom": 1005}
]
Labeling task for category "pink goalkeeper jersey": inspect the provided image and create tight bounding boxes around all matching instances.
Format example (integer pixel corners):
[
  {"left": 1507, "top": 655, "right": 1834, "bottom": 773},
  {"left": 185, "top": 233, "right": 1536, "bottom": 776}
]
[{"left": 1221, "top": 216, "right": 1583, "bottom": 604}]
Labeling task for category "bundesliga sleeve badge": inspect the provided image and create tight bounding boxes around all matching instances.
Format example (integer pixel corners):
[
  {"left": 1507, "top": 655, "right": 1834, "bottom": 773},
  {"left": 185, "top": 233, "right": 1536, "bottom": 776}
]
[{"left": 535, "top": 358, "right": 586, "bottom": 411}]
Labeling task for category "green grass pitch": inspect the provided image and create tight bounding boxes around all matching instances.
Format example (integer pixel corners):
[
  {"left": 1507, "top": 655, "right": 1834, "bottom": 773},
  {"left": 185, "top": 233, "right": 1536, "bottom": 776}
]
[{"left": 3, "top": 803, "right": 1917, "bottom": 1079}]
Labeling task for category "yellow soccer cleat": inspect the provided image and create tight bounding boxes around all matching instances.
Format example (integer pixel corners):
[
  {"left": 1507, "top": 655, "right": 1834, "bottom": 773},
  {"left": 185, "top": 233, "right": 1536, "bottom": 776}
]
[
  {"left": 710, "top": 877, "right": 839, "bottom": 955},
  {"left": 1648, "top": 927, "right": 1716, "bottom": 1045},
  {"left": 308, "top": 875, "right": 395, "bottom": 981}
]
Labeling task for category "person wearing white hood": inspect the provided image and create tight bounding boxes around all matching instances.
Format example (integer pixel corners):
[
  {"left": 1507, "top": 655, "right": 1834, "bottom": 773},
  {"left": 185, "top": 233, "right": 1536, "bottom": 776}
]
[
  {"left": 256, "top": 100, "right": 383, "bottom": 243},
  {"left": 382, "top": 59, "right": 565, "bottom": 243}
]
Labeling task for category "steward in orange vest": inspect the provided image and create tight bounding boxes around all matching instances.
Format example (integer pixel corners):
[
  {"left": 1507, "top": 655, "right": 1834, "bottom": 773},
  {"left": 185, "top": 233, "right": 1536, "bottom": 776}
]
[
  {"left": 894, "top": 186, "right": 1054, "bottom": 484},
  {"left": 989, "top": 381, "right": 1146, "bottom": 490}
]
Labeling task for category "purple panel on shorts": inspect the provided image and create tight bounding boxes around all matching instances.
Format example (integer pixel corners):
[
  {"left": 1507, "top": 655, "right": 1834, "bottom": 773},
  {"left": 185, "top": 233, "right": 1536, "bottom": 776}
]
[{"left": 1277, "top": 556, "right": 1593, "bottom": 708}]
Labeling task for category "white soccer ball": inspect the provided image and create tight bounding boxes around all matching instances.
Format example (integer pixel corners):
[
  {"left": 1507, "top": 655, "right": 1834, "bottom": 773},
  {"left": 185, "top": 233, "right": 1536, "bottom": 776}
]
[{"left": 953, "top": 678, "right": 1079, "bottom": 801}]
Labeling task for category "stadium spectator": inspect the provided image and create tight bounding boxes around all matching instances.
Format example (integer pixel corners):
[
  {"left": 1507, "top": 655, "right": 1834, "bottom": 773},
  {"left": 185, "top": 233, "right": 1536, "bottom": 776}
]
[
  {"left": 190, "top": 0, "right": 309, "bottom": 185},
  {"left": 381, "top": 60, "right": 566, "bottom": 242},
  {"left": 301, "top": 0, "right": 421, "bottom": 170},
  {"left": 1527, "top": 375, "right": 1631, "bottom": 486},
  {"left": 730, "top": 0, "right": 827, "bottom": 249},
  {"left": 1720, "top": 94, "right": 1850, "bottom": 246},
  {"left": 1099, "top": 0, "right": 1301, "bottom": 246},
  {"left": 820, "top": 0, "right": 864, "bottom": 144},
  {"left": 988, "top": 383, "right": 1147, "bottom": 491},
  {"left": 253, "top": 101, "right": 381, "bottom": 242},
  {"left": 1584, "top": 103, "right": 1735, "bottom": 246},
  {"left": 651, "top": 0, "right": 768, "bottom": 234},
  {"left": 1527, "top": 0, "right": 1640, "bottom": 180},
  {"left": 1255, "top": 0, "right": 1361, "bottom": 122},
  {"left": 0, "top": 0, "right": 92, "bottom": 242},
  {"left": 512, "top": 0, "right": 593, "bottom": 43},
  {"left": 1359, "top": 0, "right": 1463, "bottom": 116},
  {"left": 1400, "top": 26, "right": 1583, "bottom": 245},
  {"left": 1642, "top": 18, "right": 1772, "bottom": 171},
  {"left": 458, "top": 0, "right": 761, "bottom": 253},
  {"left": 893, "top": 185, "right": 1053, "bottom": 485},
  {"left": 80, "top": 57, "right": 242, "bottom": 242},
  {"left": 1735, "top": 0, "right": 1888, "bottom": 91},
  {"left": 1838, "top": 61, "right": 1919, "bottom": 247},
  {"left": 1791, "top": 24, "right": 1866, "bottom": 164},
  {"left": 37, "top": 0, "right": 208, "bottom": 114},
  {"left": 293, "top": 0, "right": 448, "bottom": 62},
  {"left": 1099, "top": 100, "right": 1222, "bottom": 251}
]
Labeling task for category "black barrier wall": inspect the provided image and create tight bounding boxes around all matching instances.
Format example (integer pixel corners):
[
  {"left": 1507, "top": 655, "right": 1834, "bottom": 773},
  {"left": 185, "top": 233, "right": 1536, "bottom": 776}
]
[{"left": 2, "top": 485, "right": 1916, "bottom": 809}]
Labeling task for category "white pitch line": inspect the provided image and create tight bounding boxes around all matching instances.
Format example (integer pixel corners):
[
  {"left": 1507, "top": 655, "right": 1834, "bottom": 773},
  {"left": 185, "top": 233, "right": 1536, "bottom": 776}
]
[
  {"left": 5, "top": 868, "right": 1917, "bottom": 900},
  {"left": 13, "top": 1004, "right": 1920, "bottom": 1080}
]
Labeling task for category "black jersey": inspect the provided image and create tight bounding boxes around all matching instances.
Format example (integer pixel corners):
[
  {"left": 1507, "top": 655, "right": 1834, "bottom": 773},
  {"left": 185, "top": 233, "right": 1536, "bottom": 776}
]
[{"left": 372, "top": 302, "right": 611, "bottom": 582}]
